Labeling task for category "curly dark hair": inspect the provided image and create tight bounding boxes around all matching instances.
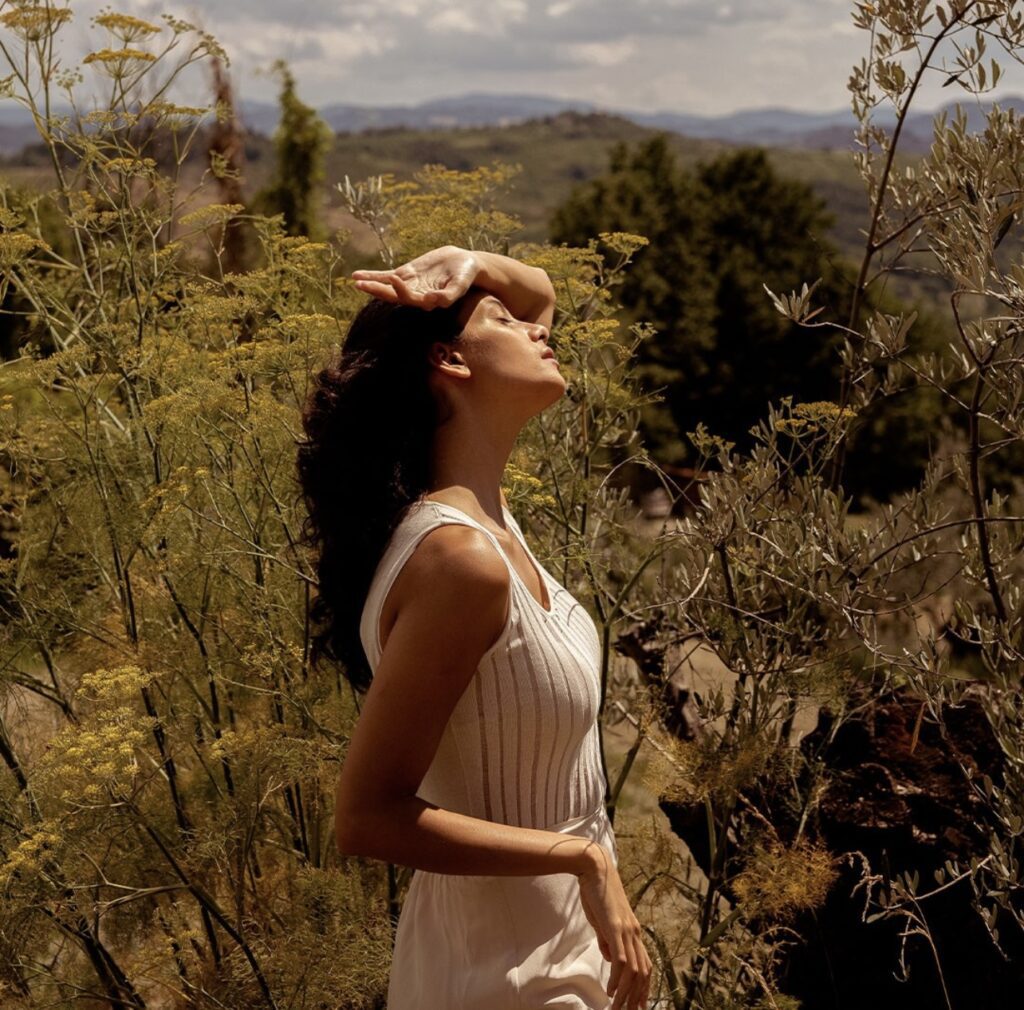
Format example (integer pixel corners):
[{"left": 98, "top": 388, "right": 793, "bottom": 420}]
[{"left": 296, "top": 293, "right": 471, "bottom": 693}]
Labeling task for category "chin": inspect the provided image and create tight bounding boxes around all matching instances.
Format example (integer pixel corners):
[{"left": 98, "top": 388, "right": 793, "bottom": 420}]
[
  {"left": 543, "top": 376, "right": 567, "bottom": 406},
  {"left": 525, "top": 385, "right": 562, "bottom": 419}
]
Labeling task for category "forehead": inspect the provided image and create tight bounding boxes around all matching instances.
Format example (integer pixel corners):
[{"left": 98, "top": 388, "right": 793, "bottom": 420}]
[
  {"left": 460, "top": 288, "right": 512, "bottom": 327},
  {"left": 456, "top": 291, "right": 506, "bottom": 329}
]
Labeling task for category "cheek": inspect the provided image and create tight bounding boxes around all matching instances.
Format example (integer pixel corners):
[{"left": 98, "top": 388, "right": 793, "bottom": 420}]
[{"left": 475, "top": 340, "right": 532, "bottom": 379}]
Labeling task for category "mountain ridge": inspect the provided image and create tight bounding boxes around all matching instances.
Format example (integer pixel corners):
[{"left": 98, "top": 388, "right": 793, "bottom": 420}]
[{"left": 1, "top": 90, "right": 1021, "bottom": 156}]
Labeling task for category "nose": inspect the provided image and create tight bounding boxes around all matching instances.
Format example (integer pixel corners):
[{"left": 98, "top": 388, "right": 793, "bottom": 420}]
[{"left": 530, "top": 322, "right": 550, "bottom": 342}]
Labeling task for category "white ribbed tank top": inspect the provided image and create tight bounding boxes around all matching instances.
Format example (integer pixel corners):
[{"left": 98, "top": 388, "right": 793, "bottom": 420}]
[{"left": 358, "top": 497, "right": 608, "bottom": 829}]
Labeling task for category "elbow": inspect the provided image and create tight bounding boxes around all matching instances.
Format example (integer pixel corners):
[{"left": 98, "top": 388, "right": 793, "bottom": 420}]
[
  {"left": 534, "top": 266, "right": 557, "bottom": 302},
  {"left": 333, "top": 807, "right": 362, "bottom": 856},
  {"left": 334, "top": 826, "right": 355, "bottom": 858},
  {"left": 334, "top": 804, "right": 366, "bottom": 857},
  {"left": 335, "top": 771, "right": 373, "bottom": 856},
  {"left": 335, "top": 793, "right": 417, "bottom": 857}
]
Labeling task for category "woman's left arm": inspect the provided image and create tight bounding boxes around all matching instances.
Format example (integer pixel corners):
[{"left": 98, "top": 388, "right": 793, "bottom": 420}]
[
  {"left": 472, "top": 250, "right": 557, "bottom": 331},
  {"left": 351, "top": 244, "right": 556, "bottom": 329}
]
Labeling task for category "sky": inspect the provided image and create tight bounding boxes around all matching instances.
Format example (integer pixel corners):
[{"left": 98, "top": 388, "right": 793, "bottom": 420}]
[{"left": 53, "top": 0, "right": 1018, "bottom": 118}]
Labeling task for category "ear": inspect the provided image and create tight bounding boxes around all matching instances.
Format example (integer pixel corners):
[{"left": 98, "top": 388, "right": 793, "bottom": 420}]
[{"left": 427, "top": 341, "right": 468, "bottom": 374}]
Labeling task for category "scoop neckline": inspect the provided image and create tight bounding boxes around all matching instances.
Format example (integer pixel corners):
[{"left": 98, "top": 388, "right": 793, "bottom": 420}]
[{"left": 420, "top": 498, "right": 555, "bottom": 616}]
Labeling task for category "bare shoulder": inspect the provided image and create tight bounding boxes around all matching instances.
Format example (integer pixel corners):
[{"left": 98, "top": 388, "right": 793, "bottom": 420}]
[
  {"left": 380, "top": 523, "right": 510, "bottom": 653},
  {"left": 337, "top": 523, "right": 514, "bottom": 839},
  {"left": 401, "top": 522, "right": 508, "bottom": 594}
]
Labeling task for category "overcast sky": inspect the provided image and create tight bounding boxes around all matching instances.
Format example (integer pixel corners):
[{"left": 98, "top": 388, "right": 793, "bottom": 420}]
[{"left": 58, "top": 0, "right": 1016, "bottom": 118}]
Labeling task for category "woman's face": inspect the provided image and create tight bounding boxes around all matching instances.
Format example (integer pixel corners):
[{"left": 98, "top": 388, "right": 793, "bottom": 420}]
[{"left": 431, "top": 287, "right": 566, "bottom": 416}]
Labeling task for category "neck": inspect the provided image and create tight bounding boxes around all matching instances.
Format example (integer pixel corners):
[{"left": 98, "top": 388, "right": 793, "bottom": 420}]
[{"left": 428, "top": 408, "right": 522, "bottom": 519}]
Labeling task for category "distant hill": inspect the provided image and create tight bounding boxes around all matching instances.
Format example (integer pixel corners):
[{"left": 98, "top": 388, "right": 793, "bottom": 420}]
[
  {"left": 233, "top": 90, "right": 1024, "bottom": 153},
  {"left": 2, "top": 102, "right": 1018, "bottom": 317},
  {"left": 2, "top": 90, "right": 1022, "bottom": 157},
  {"left": 0, "top": 106, "right": 49, "bottom": 156}
]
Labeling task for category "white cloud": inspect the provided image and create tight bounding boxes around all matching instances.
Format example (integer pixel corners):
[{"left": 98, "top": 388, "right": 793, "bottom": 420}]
[
  {"left": 42, "top": 0, "right": 987, "bottom": 118},
  {"left": 425, "top": 0, "right": 529, "bottom": 36},
  {"left": 828, "top": 18, "right": 860, "bottom": 36},
  {"left": 564, "top": 39, "right": 637, "bottom": 67},
  {"left": 425, "top": 8, "right": 484, "bottom": 34}
]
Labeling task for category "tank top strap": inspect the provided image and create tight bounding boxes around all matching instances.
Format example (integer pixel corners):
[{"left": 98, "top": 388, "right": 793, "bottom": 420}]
[
  {"left": 358, "top": 499, "right": 519, "bottom": 670},
  {"left": 423, "top": 501, "right": 512, "bottom": 560}
]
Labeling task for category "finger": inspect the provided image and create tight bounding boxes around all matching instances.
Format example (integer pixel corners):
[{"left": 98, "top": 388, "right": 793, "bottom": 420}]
[
  {"left": 606, "top": 934, "right": 626, "bottom": 1000},
  {"left": 623, "top": 933, "right": 646, "bottom": 1010},
  {"left": 624, "top": 935, "right": 639, "bottom": 1010},
  {"left": 640, "top": 967, "right": 653, "bottom": 1010},
  {"left": 353, "top": 270, "right": 422, "bottom": 299},
  {"left": 640, "top": 944, "right": 654, "bottom": 1009},
  {"left": 635, "top": 975, "right": 651, "bottom": 1010},
  {"left": 612, "top": 957, "right": 637, "bottom": 1010},
  {"left": 387, "top": 273, "right": 428, "bottom": 305},
  {"left": 353, "top": 279, "right": 400, "bottom": 302},
  {"left": 628, "top": 933, "right": 649, "bottom": 1010},
  {"left": 610, "top": 940, "right": 637, "bottom": 1010}
]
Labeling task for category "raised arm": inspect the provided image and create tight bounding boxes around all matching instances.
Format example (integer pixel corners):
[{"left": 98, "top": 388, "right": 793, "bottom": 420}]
[
  {"left": 351, "top": 245, "right": 556, "bottom": 331},
  {"left": 471, "top": 250, "right": 556, "bottom": 331}
]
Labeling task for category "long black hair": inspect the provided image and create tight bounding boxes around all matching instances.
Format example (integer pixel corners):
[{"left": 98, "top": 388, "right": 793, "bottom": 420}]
[{"left": 296, "top": 293, "right": 470, "bottom": 693}]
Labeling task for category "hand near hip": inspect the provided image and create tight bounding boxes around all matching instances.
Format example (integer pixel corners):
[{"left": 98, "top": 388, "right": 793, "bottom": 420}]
[
  {"left": 351, "top": 245, "right": 479, "bottom": 310},
  {"left": 577, "top": 845, "right": 653, "bottom": 1009}
]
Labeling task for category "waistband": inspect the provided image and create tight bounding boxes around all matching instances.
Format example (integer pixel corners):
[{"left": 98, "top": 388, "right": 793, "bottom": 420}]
[{"left": 546, "top": 800, "right": 608, "bottom": 835}]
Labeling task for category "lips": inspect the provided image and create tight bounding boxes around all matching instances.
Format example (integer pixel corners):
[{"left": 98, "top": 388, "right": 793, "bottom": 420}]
[{"left": 540, "top": 348, "right": 555, "bottom": 360}]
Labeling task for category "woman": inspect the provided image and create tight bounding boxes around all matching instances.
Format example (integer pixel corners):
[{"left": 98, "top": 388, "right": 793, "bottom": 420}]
[{"left": 297, "top": 244, "right": 652, "bottom": 1010}]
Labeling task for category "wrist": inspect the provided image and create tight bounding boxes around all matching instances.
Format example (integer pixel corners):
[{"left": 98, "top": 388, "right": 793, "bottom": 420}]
[
  {"left": 470, "top": 249, "right": 501, "bottom": 285},
  {"left": 571, "top": 836, "right": 612, "bottom": 878}
]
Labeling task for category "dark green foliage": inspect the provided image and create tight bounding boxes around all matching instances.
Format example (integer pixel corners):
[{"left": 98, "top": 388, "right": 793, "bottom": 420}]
[
  {"left": 551, "top": 137, "right": 853, "bottom": 468},
  {"left": 252, "top": 60, "right": 333, "bottom": 239},
  {"left": 692, "top": 148, "right": 852, "bottom": 437},
  {"left": 549, "top": 136, "right": 957, "bottom": 505},
  {"left": 0, "top": 186, "right": 72, "bottom": 361}
]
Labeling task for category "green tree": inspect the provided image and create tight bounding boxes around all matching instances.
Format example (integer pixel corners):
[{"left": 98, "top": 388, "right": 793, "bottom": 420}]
[
  {"left": 550, "top": 138, "right": 855, "bottom": 466},
  {"left": 253, "top": 59, "right": 333, "bottom": 240},
  {"left": 550, "top": 134, "right": 718, "bottom": 463},
  {"left": 550, "top": 137, "right": 954, "bottom": 504},
  {"left": 690, "top": 148, "right": 851, "bottom": 444}
]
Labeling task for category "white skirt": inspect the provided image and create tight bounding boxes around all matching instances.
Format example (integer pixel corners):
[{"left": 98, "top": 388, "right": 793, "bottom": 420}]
[{"left": 386, "top": 803, "right": 621, "bottom": 1009}]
